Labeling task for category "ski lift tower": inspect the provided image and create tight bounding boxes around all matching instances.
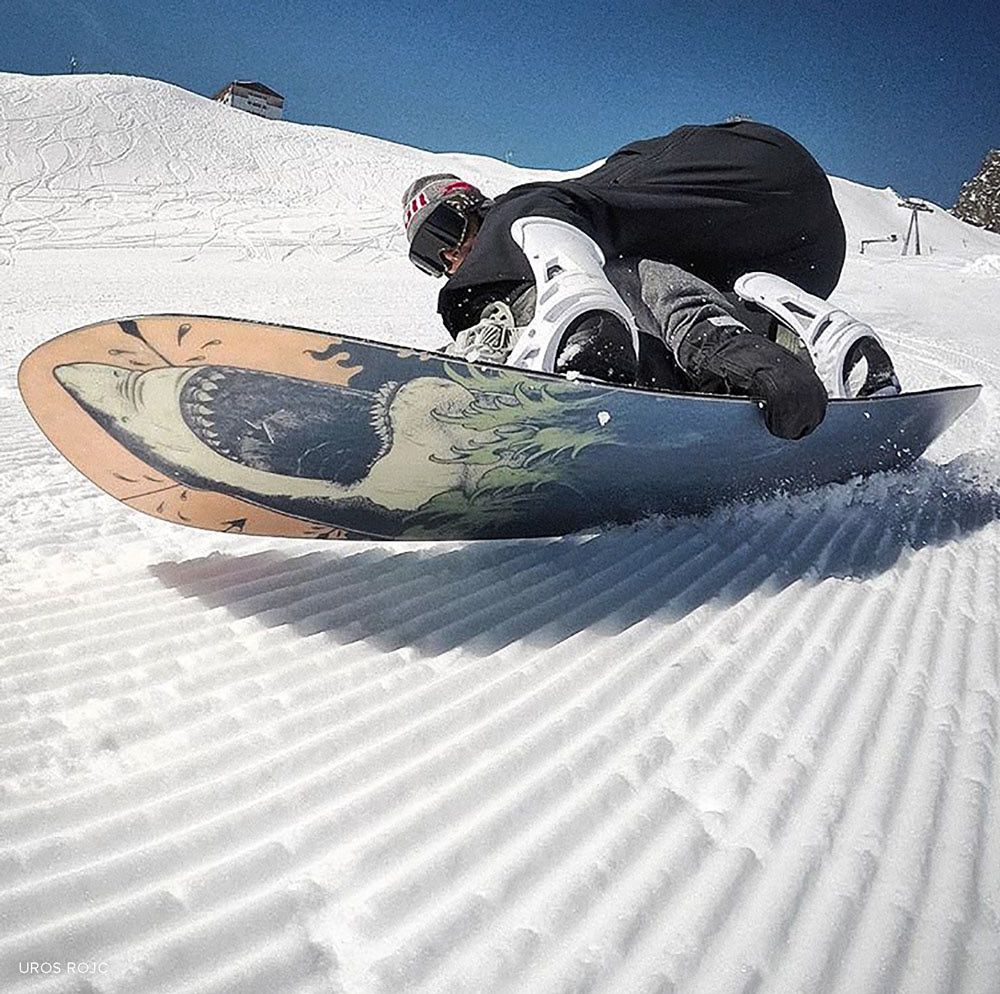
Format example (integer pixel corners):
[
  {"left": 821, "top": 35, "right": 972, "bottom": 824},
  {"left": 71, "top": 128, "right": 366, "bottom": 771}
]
[{"left": 897, "top": 198, "right": 933, "bottom": 256}]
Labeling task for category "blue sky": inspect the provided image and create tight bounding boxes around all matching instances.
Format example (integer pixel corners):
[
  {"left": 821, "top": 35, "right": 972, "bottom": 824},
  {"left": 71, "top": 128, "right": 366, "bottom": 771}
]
[{"left": 3, "top": 0, "right": 996, "bottom": 207}]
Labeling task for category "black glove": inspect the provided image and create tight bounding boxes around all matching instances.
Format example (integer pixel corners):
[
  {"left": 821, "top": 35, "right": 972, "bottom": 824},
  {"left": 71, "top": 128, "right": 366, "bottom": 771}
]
[
  {"left": 678, "top": 322, "right": 827, "bottom": 440},
  {"left": 742, "top": 352, "right": 828, "bottom": 439}
]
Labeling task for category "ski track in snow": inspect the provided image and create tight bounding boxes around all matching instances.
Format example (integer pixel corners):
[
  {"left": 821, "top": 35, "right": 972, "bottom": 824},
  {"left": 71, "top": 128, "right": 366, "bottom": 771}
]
[{"left": 2, "top": 72, "right": 1000, "bottom": 994}]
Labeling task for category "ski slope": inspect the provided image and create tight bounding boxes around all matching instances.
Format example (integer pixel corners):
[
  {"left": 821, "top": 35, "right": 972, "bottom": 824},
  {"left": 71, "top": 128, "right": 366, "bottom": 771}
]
[{"left": 2, "top": 72, "right": 999, "bottom": 994}]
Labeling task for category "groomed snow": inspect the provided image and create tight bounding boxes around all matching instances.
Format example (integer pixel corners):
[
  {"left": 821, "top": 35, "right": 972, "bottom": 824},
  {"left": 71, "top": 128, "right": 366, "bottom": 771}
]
[{"left": 2, "top": 72, "right": 999, "bottom": 994}]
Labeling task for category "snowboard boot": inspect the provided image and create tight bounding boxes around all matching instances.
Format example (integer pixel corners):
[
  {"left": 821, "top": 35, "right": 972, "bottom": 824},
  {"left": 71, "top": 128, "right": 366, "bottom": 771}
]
[
  {"left": 842, "top": 336, "right": 903, "bottom": 398},
  {"left": 553, "top": 310, "right": 638, "bottom": 384},
  {"left": 733, "top": 272, "right": 902, "bottom": 399},
  {"left": 505, "top": 216, "right": 639, "bottom": 375}
]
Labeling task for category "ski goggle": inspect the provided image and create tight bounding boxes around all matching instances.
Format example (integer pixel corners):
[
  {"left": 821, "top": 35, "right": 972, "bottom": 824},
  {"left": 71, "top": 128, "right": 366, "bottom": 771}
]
[{"left": 408, "top": 202, "right": 470, "bottom": 277}]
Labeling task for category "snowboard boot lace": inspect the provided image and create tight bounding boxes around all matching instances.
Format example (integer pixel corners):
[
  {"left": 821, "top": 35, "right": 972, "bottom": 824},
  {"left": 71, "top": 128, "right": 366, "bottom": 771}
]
[{"left": 444, "top": 301, "right": 521, "bottom": 364}]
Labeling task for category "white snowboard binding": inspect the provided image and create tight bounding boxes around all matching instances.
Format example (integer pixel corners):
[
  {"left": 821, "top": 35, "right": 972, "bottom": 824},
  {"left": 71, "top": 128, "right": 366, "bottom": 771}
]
[
  {"left": 505, "top": 216, "right": 639, "bottom": 373},
  {"left": 734, "top": 271, "right": 901, "bottom": 399}
]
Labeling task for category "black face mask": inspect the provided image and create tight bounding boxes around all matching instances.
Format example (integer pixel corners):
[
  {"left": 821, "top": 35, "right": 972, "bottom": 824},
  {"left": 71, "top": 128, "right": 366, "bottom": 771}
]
[{"left": 408, "top": 202, "right": 470, "bottom": 277}]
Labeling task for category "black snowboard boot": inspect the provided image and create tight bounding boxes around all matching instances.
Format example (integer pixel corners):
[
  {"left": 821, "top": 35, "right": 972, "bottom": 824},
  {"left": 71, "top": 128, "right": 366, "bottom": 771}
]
[
  {"left": 843, "top": 336, "right": 902, "bottom": 398},
  {"left": 553, "top": 311, "right": 638, "bottom": 385}
]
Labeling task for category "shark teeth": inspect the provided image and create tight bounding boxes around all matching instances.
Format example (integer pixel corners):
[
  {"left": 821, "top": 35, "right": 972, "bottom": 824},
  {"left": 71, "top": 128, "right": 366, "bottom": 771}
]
[
  {"left": 370, "top": 381, "right": 397, "bottom": 460},
  {"left": 178, "top": 370, "right": 224, "bottom": 443}
]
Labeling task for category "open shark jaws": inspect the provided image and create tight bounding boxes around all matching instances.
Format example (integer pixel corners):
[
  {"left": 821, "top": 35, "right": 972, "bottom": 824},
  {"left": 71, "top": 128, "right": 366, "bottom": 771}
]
[{"left": 53, "top": 361, "right": 481, "bottom": 538}]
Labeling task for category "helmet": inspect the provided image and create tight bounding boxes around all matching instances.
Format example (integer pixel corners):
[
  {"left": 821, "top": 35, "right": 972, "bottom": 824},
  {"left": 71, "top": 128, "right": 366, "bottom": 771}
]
[{"left": 402, "top": 174, "right": 490, "bottom": 276}]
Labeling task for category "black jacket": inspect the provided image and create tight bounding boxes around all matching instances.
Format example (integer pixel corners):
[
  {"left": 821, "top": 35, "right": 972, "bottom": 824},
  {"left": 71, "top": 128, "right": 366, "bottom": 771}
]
[{"left": 438, "top": 120, "right": 846, "bottom": 336}]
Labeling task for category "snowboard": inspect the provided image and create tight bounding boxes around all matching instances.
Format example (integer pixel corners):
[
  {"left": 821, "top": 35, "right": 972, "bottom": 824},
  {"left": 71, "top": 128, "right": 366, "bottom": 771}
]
[{"left": 19, "top": 314, "right": 981, "bottom": 541}]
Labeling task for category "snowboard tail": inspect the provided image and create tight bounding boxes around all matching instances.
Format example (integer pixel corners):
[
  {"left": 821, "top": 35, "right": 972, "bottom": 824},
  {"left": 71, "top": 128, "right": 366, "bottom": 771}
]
[{"left": 19, "top": 315, "right": 981, "bottom": 541}]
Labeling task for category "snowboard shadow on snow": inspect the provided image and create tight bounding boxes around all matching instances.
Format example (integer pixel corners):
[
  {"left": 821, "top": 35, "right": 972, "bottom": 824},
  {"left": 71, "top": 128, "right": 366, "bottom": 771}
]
[{"left": 151, "top": 454, "right": 1000, "bottom": 657}]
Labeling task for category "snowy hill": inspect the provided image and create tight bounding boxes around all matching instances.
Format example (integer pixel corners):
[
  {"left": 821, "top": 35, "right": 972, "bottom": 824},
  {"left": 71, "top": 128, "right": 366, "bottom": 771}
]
[
  {"left": 4, "top": 71, "right": 997, "bottom": 263},
  {"left": 832, "top": 174, "right": 1000, "bottom": 258},
  {"left": 0, "top": 72, "right": 556, "bottom": 263},
  {"left": 2, "top": 72, "right": 1000, "bottom": 994}
]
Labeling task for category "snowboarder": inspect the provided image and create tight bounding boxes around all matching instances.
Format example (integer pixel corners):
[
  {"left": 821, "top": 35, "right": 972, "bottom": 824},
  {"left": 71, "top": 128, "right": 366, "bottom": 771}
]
[{"left": 403, "top": 120, "right": 900, "bottom": 440}]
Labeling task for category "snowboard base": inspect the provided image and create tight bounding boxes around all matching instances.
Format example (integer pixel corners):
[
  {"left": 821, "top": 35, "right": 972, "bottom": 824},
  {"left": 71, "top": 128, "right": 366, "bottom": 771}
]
[{"left": 19, "top": 315, "right": 981, "bottom": 540}]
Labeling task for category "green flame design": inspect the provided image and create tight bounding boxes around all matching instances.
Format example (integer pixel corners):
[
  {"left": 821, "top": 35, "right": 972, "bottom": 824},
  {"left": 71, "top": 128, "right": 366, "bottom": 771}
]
[{"left": 404, "top": 364, "right": 621, "bottom": 537}]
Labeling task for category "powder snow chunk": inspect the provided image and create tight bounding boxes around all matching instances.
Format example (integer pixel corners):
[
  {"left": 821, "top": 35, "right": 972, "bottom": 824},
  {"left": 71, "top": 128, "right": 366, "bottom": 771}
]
[{"left": 963, "top": 254, "right": 1000, "bottom": 276}]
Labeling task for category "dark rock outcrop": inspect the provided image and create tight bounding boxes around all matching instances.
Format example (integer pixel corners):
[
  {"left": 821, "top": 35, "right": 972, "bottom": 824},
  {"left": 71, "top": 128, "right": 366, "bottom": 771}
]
[{"left": 953, "top": 149, "right": 1000, "bottom": 233}]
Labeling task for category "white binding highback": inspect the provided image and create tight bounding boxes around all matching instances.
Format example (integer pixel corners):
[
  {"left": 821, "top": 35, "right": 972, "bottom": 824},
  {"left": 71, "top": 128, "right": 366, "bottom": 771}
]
[
  {"left": 734, "top": 271, "right": 890, "bottom": 399},
  {"left": 506, "top": 216, "right": 639, "bottom": 372}
]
